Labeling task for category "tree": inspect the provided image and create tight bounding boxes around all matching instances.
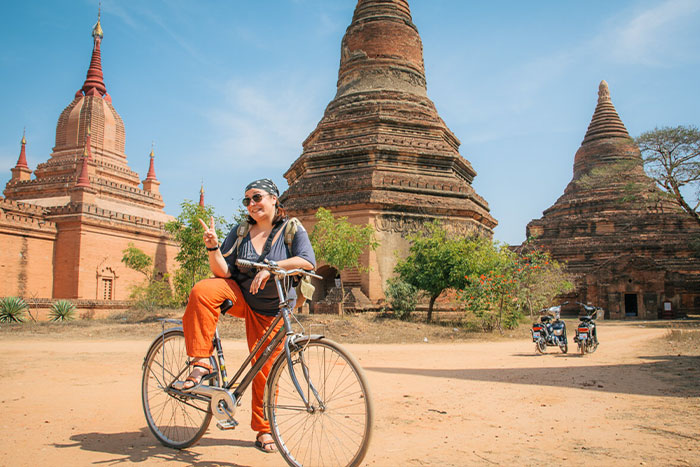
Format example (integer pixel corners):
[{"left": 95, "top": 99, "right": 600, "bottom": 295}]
[
  {"left": 460, "top": 241, "right": 575, "bottom": 332},
  {"left": 165, "top": 200, "right": 226, "bottom": 304},
  {"left": 635, "top": 125, "right": 700, "bottom": 226},
  {"left": 121, "top": 243, "right": 153, "bottom": 279},
  {"left": 121, "top": 243, "right": 174, "bottom": 311},
  {"left": 394, "top": 222, "right": 493, "bottom": 322},
  {"left": 309, "top": 207, "right": 378, "bottom": 295}
]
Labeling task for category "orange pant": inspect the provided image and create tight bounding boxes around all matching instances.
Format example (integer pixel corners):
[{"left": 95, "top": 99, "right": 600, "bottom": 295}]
[{"left": 182, "top": 277, "right": 283, "bottom": 433}]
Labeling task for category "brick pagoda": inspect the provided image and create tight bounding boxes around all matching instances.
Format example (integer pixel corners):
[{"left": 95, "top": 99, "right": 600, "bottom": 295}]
[
  {"left": 281, "top": 0, "right": 496, "bottom": 304},
  {"left": 1, "top": 14, "right": 177, "bottom": 309},
  {"left": 526, "top": 81, "right": 700, "bottom": 318}
]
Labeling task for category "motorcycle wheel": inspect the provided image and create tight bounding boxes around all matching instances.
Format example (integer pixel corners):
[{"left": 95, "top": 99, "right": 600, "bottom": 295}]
[
  {"left": 560, "top": 343, "right": 568, "bottom": 354},
  {"left": 535, "top": 339, "right": 546, "bottom": 354},
  {"left": 579, "top": 341, "right": 586, "bottom": 355},
  {"left": 590, "top": 338, "right": 599, "bottom": 353}
]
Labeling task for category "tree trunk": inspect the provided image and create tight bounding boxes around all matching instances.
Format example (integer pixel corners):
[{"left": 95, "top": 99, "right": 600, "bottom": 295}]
[{"left": 427, "top": 294, "right": 438, "bottom": 323}]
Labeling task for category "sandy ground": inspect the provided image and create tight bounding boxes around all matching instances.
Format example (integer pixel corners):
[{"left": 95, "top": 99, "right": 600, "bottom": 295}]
[{"left": 1, "top": 323, "right": 698, "bottom": 467}]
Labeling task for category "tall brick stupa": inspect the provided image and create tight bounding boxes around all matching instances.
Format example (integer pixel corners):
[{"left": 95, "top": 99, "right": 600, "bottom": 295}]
[
  {"left": 526, "top": 81, "right": 700, "bottom": 319},
  {"left": 1, "top": 14, "right": 177, "bottom": 309},
  {"left": 282, "top": 0, "right": 496, "bottom": 304}
]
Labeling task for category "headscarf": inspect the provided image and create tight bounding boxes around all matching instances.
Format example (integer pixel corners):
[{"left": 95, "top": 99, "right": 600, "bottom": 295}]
[{"left": 245, "top": 178, "right": 279, "bottom": 197}]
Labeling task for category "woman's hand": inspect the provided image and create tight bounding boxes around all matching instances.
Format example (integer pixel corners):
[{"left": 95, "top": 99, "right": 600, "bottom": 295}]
[
  {"left": 198, "top": 217, "right": 219, "bottom": 249},
  {"left": 250, "top": 269, "right": 271, "bottom": 294}
]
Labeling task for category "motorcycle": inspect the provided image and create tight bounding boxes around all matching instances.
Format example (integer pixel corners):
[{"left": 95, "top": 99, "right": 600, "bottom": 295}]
[
  {"left": 531, "top": 303, "right": 568, "bottom": 354},
  {"left": 574, "top": 302, "right": 600, "bottom": 355}
]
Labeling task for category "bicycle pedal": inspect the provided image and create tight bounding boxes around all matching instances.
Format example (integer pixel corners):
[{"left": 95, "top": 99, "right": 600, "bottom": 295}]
[{"left": 216, "top": 418, "right": 239, "bottom": 430}]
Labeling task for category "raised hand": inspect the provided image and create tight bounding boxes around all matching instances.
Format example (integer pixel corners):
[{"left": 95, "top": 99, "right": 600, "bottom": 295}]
[{"left": 198, "top": 216, "right": 219, "bottom": 249}]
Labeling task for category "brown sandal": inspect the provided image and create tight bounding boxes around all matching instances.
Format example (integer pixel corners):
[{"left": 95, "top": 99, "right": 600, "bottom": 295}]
[
  {"left": 255, "top": 432, "right": 277, "bottom": 453},
  {"left": 181, "top": 361, "right": 214, "bottom": 391}
]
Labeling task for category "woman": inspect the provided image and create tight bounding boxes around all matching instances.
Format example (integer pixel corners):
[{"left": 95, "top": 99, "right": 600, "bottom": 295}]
[{"left": 180, "top": 178, "right": 315, "bottom": 453}]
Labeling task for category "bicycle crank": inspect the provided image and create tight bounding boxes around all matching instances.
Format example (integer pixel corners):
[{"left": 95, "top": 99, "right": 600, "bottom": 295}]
[{"left": 208, "top": 389, "right": 238, "bottom": 422}]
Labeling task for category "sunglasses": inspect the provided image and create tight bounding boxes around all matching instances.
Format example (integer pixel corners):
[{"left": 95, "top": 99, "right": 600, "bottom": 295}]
[{"left": 242, "top": 193, "right": 269, "bottom": 206}]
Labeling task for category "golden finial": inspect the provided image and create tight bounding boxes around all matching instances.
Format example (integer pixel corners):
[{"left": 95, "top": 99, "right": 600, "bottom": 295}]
[
  {"left": 93, "top": 3, "right": 103, "bottom": 39},
  {"left": 150, "top": 141, "right": 155, "bottom": 158},
  {"left": 21, "top": 127, "right": 26, "bottom": 145}
]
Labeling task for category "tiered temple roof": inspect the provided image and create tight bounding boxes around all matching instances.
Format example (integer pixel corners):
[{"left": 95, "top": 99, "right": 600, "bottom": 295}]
[
  {"left": 3, "top": 15, "right": 168, "bottom": 223},
  {"left": 526, "top": 81, "right": 700, "bottom": 317},
  {"left": 283, "top": 0, "right": 495, "bottom": 229},
  {"left": 281, "top": 0, "right": 496, "bottom": 303}
]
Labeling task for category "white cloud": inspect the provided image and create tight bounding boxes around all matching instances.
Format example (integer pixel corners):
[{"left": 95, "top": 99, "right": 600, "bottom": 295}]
[
  {"left": 205, "top": 75, "right": 325, "bottom": 172},
  {"left": 603, "top": 0, "right": 700, "bottom": 66}
]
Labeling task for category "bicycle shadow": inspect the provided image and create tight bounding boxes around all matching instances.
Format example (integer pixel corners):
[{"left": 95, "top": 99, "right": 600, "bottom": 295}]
[{"left": 52, "top": 427, "right": 252, "bottom": 466}]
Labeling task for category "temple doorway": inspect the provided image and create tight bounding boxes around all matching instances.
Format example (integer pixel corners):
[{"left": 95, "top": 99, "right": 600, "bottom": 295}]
[
  {"left": 625, "top": 294, "right": 638, "bottom": 317},
  {"left": 309, "top": 265, "right": 339, "bottom": 312}
]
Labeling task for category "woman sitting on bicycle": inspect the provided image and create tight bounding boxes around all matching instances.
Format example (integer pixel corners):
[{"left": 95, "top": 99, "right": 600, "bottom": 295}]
[{"left": 181, "top": 178, "right": 315, "bottom": 453}]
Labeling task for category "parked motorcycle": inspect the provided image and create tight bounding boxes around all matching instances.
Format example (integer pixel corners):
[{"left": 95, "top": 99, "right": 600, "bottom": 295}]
[
  {"left": 531, "top": 303, "right": 568, "bottom": 354},
  {"left": 574, "top": 302, "right": 600, "bottom": 355}
]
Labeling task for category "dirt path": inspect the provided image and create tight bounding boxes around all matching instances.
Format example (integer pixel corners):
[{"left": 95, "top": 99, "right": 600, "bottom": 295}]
[{"left": 1, "top": 323, "right": 698, "bottom": 466}]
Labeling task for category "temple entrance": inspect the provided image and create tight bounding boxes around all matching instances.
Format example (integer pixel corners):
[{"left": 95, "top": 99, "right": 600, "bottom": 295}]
[
  {"left": 625, "top": 294, "right": 638, "bottom": 317},
  {"left": 309, "top": 265, "right": 339, "bottom": 312}
]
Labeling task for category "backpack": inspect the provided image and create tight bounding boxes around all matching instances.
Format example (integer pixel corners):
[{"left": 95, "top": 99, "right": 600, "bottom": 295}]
[{"left": 227, "top": 217, "right": 315, "bottom": 309}]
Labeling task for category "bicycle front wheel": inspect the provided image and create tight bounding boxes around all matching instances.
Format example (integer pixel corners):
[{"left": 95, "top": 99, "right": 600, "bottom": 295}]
[
  {"left": 142, "top": 329, "right": 212, "bottom": 449},
  {"left": 266, "top": 338, "right": 373, "bottom": 467}
]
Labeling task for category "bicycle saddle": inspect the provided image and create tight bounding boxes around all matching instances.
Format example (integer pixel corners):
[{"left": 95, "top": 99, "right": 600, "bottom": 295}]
[{"left": 220, "top": 299, "right": 233, "bottom": 315}]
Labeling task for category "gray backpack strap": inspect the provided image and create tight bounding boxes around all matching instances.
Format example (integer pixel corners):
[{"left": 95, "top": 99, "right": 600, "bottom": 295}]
[{"left": 221, "top": 221, "right": 251, "bottom": 258}]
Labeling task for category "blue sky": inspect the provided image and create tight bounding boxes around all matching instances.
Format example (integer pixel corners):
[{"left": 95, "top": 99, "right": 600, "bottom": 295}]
[{"left": 1, "top": 0, "right": 699, "bottom": 245}]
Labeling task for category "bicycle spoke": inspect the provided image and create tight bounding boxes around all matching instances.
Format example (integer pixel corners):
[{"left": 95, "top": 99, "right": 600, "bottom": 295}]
[{"left": 267, "top": 339, "right": 372, "bottom": 467}]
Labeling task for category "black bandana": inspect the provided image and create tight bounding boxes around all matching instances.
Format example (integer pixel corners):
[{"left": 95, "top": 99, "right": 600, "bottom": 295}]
[{"left": 245, "top": 178, "right": 279, "bottom": 197}]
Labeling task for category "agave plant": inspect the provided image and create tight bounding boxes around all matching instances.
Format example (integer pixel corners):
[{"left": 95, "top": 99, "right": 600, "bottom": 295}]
[
  {"left": 0, "top": 297, "right": 29, "bottom": 323},
  {"left": 49, "top": 299, "right": 76, "bottom": 322}
]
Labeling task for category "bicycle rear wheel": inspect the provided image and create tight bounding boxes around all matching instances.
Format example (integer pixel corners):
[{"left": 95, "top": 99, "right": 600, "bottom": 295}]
[
  {"left": 266, "top": 338, "right": 373, "bottom": 467},
  {"left": 142, "top": 329, "right": 212, "bottom": 449}
]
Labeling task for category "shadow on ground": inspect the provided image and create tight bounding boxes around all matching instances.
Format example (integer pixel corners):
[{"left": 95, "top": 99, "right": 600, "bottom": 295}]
[
  {"left": 53, "top": 427, "right": 251, "bottom": 466},
  {"left": 366, "top": 354, "right": 700, "bottom": 398}
]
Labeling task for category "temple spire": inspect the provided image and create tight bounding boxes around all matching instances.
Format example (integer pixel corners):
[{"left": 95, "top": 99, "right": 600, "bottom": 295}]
[
  {"left": 15, "top": 130, "right": 29, "bottom": 169},
  {"left": 336, "top": 0, "right": 426, "bottom": 98},
  {"left": 75, "top": 147, "right": 91, "bottom": 188},
  {"left": 145, "top": 148, "right": 157, "bottom": 181},
  {"left": 199, "top": 183, "right": 205, "bottom": 207},
  {"left": 80, "top": 9, "right": 107, "bottom": 96},
  {"left": 142, "top": 146, "right": 161, "bottom": 194},
  {"left": 581, "top": 80, "right": 630, "bottom": 145}
]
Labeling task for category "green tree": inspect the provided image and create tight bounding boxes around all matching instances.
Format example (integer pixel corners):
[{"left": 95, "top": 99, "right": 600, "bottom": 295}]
[
  {"left": 635, "top": 125, "right": 700, "bottom": 226},
  {"left": 310, "top": 207, "right": 378, "bottom": 295},
  {"left": 121, "top": 243, "right": 153, "bottom": 278},
  {"left": 394, "top": 222, "right": 493, "bottom": 322},
  {"left": 165, "top": 200, "right": 225, "bottom": 303},
  {"left": 461, "top": 241, "right": 575, "bottom": 332},
  {"left": 121, "top": 243, "right": 174, "bottom": 311}
]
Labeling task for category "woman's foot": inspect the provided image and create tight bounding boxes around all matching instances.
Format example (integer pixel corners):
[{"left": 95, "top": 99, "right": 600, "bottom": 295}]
[
  {"left": 255, "top": 432, "right": 276, "bottom": 453},
  {"left": 180, "top": 359, "right": 213, "bottom": 391}
]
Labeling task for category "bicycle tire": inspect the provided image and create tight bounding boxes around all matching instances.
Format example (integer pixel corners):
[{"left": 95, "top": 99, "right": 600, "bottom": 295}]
[
  {"left": 265, "top": 338, "right": 373, "bottom": 467},
  {"left": 142, "top": 329, "right": 213, "bottom": 449}
]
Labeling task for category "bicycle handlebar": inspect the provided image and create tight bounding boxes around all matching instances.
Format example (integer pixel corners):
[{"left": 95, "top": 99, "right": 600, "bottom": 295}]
[{"left": 236, "top": 259, "right": 323, "bottom": 280}]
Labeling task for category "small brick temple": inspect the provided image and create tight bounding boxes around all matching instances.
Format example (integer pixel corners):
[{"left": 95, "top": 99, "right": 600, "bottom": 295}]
[
  {"left": 0, "top": 14, "right": 177, "bottom": 315},
  {"left": 281, "top": 0, "right": 497, "bottom": 307},
  {"left": 526, "top": 81, "right": 700, "bottom": 319}
]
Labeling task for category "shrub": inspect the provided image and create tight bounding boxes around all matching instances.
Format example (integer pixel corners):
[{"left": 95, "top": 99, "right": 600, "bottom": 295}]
[
  {"left": 49, "top": 299, "right": 76, "bottom": 322},
  {"left": 0, "top": 297, "right": 28, "bottom": 323},
  {"left": 385, "top": 278, "right": 419, "bottom": 321}
]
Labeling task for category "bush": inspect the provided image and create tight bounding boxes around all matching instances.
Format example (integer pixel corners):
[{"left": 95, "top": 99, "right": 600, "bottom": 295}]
[
  {"left": 0, "top": 297, "right": 28, "bottom": 323},
  {"left": 49, "top": 299, "right": 76, "bottom": 322},
  {"left": 129, "top": 277, "right": 175, "bottom": 312},
  {"left": 385, "top": 278, "right": 419, "bottom": 321}
]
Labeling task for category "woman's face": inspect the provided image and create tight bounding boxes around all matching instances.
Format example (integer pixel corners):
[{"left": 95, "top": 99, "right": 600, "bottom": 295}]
[{"left": 244, "top": 188, "right": 277, "bottom": 222}]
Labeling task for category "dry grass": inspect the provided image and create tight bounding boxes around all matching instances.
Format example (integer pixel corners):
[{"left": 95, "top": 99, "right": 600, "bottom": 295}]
[
  {"left": 0, "top": 308, "right": 533, "bottom": 344},
  {"left": 1, "top": 308, "right": 698, "bottom": 347}
]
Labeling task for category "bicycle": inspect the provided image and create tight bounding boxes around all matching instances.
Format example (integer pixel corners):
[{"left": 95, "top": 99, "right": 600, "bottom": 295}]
[{"left": 141, "top": 259, "right": 374, "bottom": 467}]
